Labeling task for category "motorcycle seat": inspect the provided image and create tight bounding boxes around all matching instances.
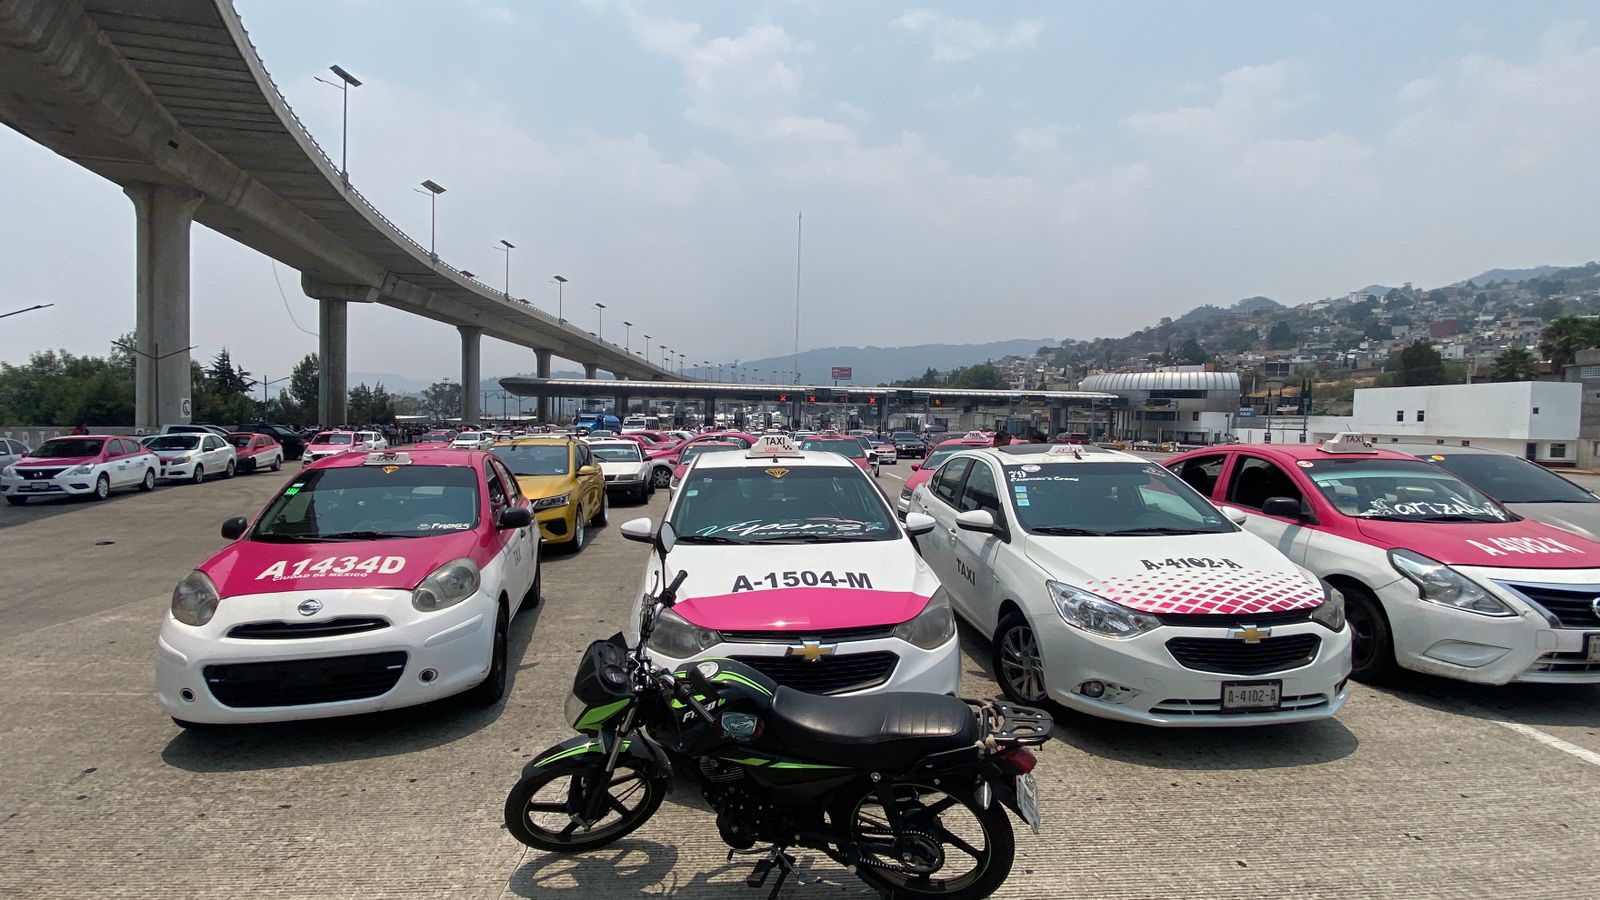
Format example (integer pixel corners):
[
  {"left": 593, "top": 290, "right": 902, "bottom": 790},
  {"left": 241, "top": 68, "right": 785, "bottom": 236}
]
[{"left": 767, "top": 687, "right": 979, "bottom": 770}]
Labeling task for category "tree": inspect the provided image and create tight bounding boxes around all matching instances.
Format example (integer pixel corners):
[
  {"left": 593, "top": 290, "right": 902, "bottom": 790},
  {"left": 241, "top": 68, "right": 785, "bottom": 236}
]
[
  {"left": 288, "top": 353, "right": 320, "bottom": 414},
  {"left": 1538, "top": 317, "right": 1600, "bottom": 371},
  {"left": 347, "top": 382, "right": 396, "bottom": 424},
  {"left": 420, "top": 380, "right": 463, "bottom": 419},
  {"left": 1537, "top": 297, "right": 1565, "bottom": 321},
  {"left": 1176, "top": 338, "right": 1209, "bottom": 365},
  {"left": 1395, "top": 340, "right": 1447, "bottom": 386},
  {"left": 1266, "top": 321, "right": 1297, "bottom": 349},
  {"left": 948, "top": 363, "right": 1007, "bottom": 390},
  {"left": 1489, "top": 346, "right": 1541, "bottom": 382},
  {"left": 206, "top": 348, "right": 255, "bottom": 396}
]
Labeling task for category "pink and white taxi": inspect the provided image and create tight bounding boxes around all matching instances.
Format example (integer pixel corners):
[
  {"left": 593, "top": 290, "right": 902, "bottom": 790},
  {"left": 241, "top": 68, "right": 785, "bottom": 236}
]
[
  {"left": 1169, "top": 434, "right": 1600, "bottom": 685},
  {"left": 155, "top": 449, "right": 540, "bottom": 726},
  {"left": 618, "top": 435, "right": 960, "bottom": 696}
]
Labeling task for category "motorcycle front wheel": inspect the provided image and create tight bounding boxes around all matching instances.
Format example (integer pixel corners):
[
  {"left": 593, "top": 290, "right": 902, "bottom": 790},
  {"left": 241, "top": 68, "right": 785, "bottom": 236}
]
[
  {"left": 832, "top": 779, "right": 1015, "bottom": 899},
  {"left": 504, "top": 755, "right": 667, "bottom": 852}
]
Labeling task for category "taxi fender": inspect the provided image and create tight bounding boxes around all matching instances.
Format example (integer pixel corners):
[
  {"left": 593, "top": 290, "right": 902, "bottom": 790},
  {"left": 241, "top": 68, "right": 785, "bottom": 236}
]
[
  {"left": 522, "top": 731, "right": 673, "bottom": 783},
  {"left": 1306, "top": 535, "right": 1406, "bottom": 595}
]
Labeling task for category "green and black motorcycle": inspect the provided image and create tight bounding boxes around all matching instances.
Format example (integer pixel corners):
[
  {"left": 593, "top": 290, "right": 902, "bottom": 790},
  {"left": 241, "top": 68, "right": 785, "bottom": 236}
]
[{"left": 503, "top": 523, "right": 1052, "bottom": 899}]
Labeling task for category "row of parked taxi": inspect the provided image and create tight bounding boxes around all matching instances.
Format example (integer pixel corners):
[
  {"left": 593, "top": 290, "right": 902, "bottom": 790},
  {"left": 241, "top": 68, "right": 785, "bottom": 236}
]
[{"left": 0, "top": 427, "right": 291, "bottom": 505}]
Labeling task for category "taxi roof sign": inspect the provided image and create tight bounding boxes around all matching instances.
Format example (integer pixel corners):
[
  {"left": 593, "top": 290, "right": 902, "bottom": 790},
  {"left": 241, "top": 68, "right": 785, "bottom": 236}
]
[
  {"left": 963, "top": 431, "right": 989, "bottom": 440},
  {"left": 747, "top": 434, "right": 804, "bottom": 458},
  {"left": 1319, "top": 433, "right": 1376, "bottom": 454},
  {"left": 364, "top": 451, "right": 413, "bottom": 465}
]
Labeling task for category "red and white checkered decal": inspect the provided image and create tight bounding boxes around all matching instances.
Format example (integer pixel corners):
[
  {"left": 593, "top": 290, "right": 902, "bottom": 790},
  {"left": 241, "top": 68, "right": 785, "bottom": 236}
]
[{"left": 1084, "top": 569, "right": 1323, "bottom": 615}]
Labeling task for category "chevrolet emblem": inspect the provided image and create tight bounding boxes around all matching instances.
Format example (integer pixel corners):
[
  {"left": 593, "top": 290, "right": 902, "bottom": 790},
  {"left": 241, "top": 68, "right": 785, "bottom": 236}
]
[
  {"left": 1229, "top": 625, "right": 1271, "bottom": 644},
  {"left": 786, "top": 641, "right": 836, "bottom": 663}
]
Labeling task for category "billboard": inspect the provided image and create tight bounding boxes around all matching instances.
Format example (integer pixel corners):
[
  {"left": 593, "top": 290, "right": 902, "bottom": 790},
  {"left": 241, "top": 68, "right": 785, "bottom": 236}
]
[{"left": 830, "top": 366, "right": 853, "bottom": 380}]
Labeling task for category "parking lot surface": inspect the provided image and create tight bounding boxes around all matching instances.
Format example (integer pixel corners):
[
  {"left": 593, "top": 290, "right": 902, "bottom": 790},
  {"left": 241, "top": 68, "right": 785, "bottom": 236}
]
[{"left": 1, "top": 462, "right": 1597, "bottom": 898}]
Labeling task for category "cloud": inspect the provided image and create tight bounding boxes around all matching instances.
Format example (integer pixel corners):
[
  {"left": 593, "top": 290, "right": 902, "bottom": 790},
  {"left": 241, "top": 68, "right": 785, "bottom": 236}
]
[
  {"left": 949, "top": 86, "right": 985, "bottom": 107},
  {"left": 833, "top": 100, "right": 869, "bottom": 123},
  {"left": 1123, "top": 62, "right": 1307, "bottom": 147},
  {"left": 891, "top": 9, "right": 1042, "bottom": 62}
]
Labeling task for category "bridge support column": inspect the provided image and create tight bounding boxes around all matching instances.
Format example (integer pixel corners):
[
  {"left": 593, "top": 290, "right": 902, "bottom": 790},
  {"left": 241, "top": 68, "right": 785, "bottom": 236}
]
[
  {"left": 617, "top": 394, "right": 632, "bottom": 416},
  {"left": 535, "top": 350, "right": 552, "bottom": 424},
  {"left": 317, "top": 299, "right": 349, "bottom": 426},
  {"left": 126, "top": 184, "right": 202, "bottom": 431},
  {"left": 460, "top": 326, "right": 482, "bottom": 423},
  {"left": 583, "top": 363, "right": 598, "bottom": 380}
]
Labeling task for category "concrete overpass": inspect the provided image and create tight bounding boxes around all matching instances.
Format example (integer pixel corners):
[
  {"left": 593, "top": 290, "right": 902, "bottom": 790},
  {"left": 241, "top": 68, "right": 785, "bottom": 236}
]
[{"left": 0, "top": 0, "right": 679, "bottom": 428}]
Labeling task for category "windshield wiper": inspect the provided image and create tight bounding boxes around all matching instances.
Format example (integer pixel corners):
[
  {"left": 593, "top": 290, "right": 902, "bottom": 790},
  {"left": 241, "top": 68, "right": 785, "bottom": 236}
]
[
  {"left": 1104, "top": 526, "right": 1210, "bottom": 536},
  {"left": 676, "top": 534, "right": 745, "bottom": 545},
  {"left": 1408, "top": 515, "right": 1502, "bottom": 523},
  {"left": 313, "top": 530, "right": 422, "bottom": 541},
  {"left": 1028, "top": 526, "right": 1108, "bottom": 536}
]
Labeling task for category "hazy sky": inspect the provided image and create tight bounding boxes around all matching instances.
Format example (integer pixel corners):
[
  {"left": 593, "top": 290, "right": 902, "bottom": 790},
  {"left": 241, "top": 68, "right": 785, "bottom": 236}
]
[{"left": 2, "top": 1, "right": 1597, "bottom": 384}]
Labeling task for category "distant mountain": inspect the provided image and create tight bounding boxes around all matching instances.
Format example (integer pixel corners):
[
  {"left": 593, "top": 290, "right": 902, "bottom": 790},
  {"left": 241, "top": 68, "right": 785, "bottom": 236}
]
[
  {"left": 739, "top": 338, "right": 1051, "bottom": 386},
  {"left": 1452, "top": 265, "right": 1568, "bottom": 287},
  {"left": 1234, "top": 296, "right": 1282, "bottom": 313}
]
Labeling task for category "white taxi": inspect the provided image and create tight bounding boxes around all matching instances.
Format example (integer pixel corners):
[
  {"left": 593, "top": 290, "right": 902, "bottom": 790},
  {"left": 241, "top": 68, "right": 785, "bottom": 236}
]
[
  {"left": 910, "top": 444, "right": 1350, "bottom": 726},
  {"left": 587, "top": 438, "right": 652, "bottom": 504},
  {"left": 155, "top": 449, "right": 540, "bottom": 726},
  {"left": 143, "top": 432, "right": 238, "bottom": 483},
  {"left": 618, "top": 435, "right": 960, "bottom": 696}
]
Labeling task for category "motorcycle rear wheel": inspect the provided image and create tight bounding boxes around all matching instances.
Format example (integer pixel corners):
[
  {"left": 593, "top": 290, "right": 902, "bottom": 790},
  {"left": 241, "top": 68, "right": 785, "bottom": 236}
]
[
  {"left": 832, "top": 779, "right": 1014, "bottom": 899},
  {"left": 504, "top": 755, "right": 666, "bottom": 852}
]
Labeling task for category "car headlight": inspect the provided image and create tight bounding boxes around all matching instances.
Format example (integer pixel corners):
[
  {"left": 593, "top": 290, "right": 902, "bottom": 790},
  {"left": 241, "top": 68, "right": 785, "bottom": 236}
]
[
  {"left": 1, "top": 466, "right": 13, "bottom": 478},
  {"left": 412, "top": 557, "right": 481, "bottom": 612},
  {"left": 900, "top": 487, "right": 913, "bottom": 501},
  {"left": 1388, "top": 549, "right": 1514, "bottom": 616},
  {"left": 64, "top": 465, "right": 93, "bottom": 476},
  {"left": 1310, "top": 581, "right": 1346, "bottom": 631},
  {"left": 1047, "top": 580, "right": 1162, "bottom": 639},
  {"left": 646, "top": 607, "right": 723, "bottom": 658},
  {"left": 532, "top": 492, "right": 571, "bottom": 511},
  {"left": 891, "top": 589, "right": 957, "bottom": 649},
  {"left": 171, "top": 570, "right": 221, "bottom": 626}
]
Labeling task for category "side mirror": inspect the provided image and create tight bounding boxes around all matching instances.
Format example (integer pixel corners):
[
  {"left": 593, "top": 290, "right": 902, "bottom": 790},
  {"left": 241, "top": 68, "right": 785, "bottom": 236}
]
[
  {"left": 620, "top": 516, "right": 654, "bottom": 544},
  {"left": 956, "top": 509, "right": 1002, "bottom": 534},
  {"left": 903, "top": 512, "right": 938, "bottom": 536},
  {"left": 910, "top": 463, "right": 921, "bottom": 472},
  {"left": 497, "top": 506, "right": 533, "bottom": 529},
  {"left": 578, "top": 465, "right": 598, "bottom": 476},
  {"left": 220, "top": 516, "right": 249, "bottom": 540},
  {"left": 1261, "top": 497, "right": 1305, "bottom": 520},
  {"left": 1224, "top": 507, "right": 1249, "bottom": 525},
  {"left": 656, "top": 521, "right": 678, "bottom": 557}
]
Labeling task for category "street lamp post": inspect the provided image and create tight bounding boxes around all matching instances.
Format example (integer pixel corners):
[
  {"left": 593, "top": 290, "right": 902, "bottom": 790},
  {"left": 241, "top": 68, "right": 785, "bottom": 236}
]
[
  {"left": 113, "top": 339, "right": 197, "bottom": 430},
  {"left": 642, "top": 334, "right": 651, "bottom": 359},
  {"left": 595, "top": 302, "right": 606, "bottom": 342},
  {"left": 416, "top": 180, "right": 445, "bottom": 262},
  {"left": 314, "top": 65, "right": 362, "bottom": 183},
  {"left": 495, "top": 239, "right": 514, "bottom": 298},
  {"left": 260, "top": 375, "right": 291, "bottom": 406},
  {"left": 660, "top": 345, "right": 668, "bottom": 369},
  {"left": 622, "top": 321, "right": 633, "bottom": 355},
  {"left": 0, "top": 303, "right": 53, "bottom": 320},
  {"left": 552, "top": 275, "right": 568, "bottom": 323}
]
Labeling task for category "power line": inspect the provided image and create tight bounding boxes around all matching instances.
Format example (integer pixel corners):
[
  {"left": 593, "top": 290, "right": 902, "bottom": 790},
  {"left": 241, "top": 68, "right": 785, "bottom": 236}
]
[{"left": 271, "top": 261, "right": 318, "bottom": 337}]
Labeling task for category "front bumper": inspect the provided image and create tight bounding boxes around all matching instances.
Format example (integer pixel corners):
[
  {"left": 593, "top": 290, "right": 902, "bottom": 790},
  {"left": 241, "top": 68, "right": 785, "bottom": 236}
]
[
  {"left": 535, "top": 503, "right": 579, "bottom": 544},
  {"left": 646, "top": 632, "right": 961, "bottom": 697},
  {"left": 1380, "top": 567, "right": 1600, "bottom": 685},
  {"left": 0, "top": 473, "right": 98, "bottom": 497},
  {"left": 155, "top": 587, "right": 496, "bottom": 724},
  {"left": 604, "top": 476, "right": 647, "bottom": 494},
  {"left": 158, "top": 459, "right": 199, "bottom": 480},
  {"left": 1035, "top": 616, "right": 1352, "bottom": 726}
]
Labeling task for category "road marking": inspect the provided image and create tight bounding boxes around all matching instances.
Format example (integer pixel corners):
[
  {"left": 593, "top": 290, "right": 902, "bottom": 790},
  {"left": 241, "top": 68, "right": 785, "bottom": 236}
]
[{"left": 1484, "top": 716, "right": 1600, "bottom": 768}]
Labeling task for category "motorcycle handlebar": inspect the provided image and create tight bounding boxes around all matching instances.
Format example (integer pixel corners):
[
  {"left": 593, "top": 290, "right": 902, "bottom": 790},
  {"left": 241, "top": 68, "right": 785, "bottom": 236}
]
[{"left": 659, "top": 570, "right": 689, "bottom": 604}]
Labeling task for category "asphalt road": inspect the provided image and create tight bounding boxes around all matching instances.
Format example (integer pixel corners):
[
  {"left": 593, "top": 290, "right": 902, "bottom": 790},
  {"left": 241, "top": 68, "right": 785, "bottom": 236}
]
[{"left": 0, "top": 458, "right": 1596, "bottom": 898}]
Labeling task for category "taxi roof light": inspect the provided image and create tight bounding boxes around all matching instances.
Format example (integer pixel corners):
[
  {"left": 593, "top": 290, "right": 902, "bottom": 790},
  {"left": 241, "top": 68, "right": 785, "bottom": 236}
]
[
  {"left": 747, "top": 434, "right": 804, "bottom": 458},
  {"left": 364, "top": 451, "right": 413, "bottom": 465},
  {"left": 1320, "top": 433, "right": 1376, "bottom": 455}
]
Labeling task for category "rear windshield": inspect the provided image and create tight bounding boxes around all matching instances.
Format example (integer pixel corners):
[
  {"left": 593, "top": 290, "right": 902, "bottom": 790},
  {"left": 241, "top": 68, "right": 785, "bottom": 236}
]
[
  {"left": 492, "top": 443, "right": 570, "bottom": 476},
  {"left": 590, "top": 444, "right": 643, "bottom": 461},
  {"left": 33, "top": 438, "right": 105, "bottom": 458},
  {"left": 146, "top": 435, "right": 202, "bottom": 451},
  {"left": 681, "top": 443, "right": 739, "bottom": 463},
  {"left": 1425, "top": 453, "right": 1597, "bottom": 504},
  {"left": 456, "top": 433, "right": 482, "bottom": 441},
  {"left": 226, "top": 435, "right": 255, "bottom": 450},
  {"left": 802, "top": 439, "right": 865, "bottom": 459},
  {"left": 313, "top": 433, "right": 353, "bottom": 445}
]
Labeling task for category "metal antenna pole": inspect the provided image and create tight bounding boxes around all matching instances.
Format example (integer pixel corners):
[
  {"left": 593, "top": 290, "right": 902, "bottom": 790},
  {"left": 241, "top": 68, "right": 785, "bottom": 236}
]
[{"left": 793, "top": 211, "right": 802, "bottom": 384}]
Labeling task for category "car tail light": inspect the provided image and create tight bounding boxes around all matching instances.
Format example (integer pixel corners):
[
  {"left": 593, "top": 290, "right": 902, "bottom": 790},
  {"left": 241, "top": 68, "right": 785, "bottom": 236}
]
[{"left": 998, "top": 746, "right": 1036, "bottom": 774}]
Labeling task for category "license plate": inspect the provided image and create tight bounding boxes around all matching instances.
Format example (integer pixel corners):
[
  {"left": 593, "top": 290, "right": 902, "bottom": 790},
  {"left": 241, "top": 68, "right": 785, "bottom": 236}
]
[
  {"left": 1014, "top": 772, "right": 1041, "bottom": 835},
  {"left": 1222, "top": 680, "right": 1281, "bottom": 712},
  {"left": 1586, "top": 634, "right": 1600, "bottom": 663},
  {"left": 19, "top": 484, "right": 47, "bottom": 492}
]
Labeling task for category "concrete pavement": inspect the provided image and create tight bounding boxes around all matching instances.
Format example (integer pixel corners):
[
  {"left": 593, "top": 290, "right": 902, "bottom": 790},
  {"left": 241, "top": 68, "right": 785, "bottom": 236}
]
[{"left": 0, "top": 468, "right": 1597, "bottom": 898}]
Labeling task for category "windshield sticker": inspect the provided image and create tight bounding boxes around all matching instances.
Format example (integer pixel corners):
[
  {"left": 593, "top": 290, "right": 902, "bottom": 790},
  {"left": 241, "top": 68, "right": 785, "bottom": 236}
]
[
  {"left": 764, "top": 467, "right": 790, "bottom": 478},
  {"left": 1013, "top": 484, "right": 1028, "bottom": 493},
  {"left": 1466, "top": 536, "right": 1583, "bottom": 557},
  {"left": 1142, "top": 466, "right": 1164, "bottom": 477},
  {"left": 1007, "top": 471, "right": 1079, "bottom": 483},
  {"left": 1296, "top": 460, "right": 1314, "bottom": 468},
  {"left": 283, "top": 487, "right": 300, "bottom": 496},
  {"left": 731, "top": 570, "right": 874, "bottom": 591},
  {"left": 1358, "top": 498, "right": 1507, "bottom": 521},
  {"left": 1016, "top": 497, "right": 1030, "bottom": 507},
  {"left": 698, "top": 518, "right": 889, "bottom": 539},
  {"left": 382, "top": 465, "right": 400, "bottom": 474},
  {"left": 685, "top": 489, "right": 699, "bottom": 497},
  {"left": 1429, "top": 455, "right": 1446, "bottom": 461},
  {"left": 1142, "top": 557, "right": 1243, "bottom": 571},
  {"left": 256, "top": 555, "right": 406, "bottom": 581},
  {"left": 1020, "top": 464, "right": 1041, "bottom": 473},
  {"left": 419, "top": 522, "right": 470, "bottom": 531}
]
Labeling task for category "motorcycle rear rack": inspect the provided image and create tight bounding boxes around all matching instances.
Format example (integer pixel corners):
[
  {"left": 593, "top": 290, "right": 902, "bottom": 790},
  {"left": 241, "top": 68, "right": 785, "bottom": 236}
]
[{"left": 969, "top": 699, "right": 1053, "bottom": 746}]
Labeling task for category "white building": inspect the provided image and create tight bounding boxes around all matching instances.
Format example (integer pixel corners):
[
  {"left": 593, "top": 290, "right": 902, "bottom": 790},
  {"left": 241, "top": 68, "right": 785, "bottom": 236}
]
[{"left": 1350, "top": 382, "right": 1581, "bottom": 465}]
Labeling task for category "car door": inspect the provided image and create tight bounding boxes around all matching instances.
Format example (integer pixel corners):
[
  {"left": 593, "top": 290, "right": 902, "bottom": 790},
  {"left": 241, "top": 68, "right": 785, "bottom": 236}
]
[
  {"left": 576, "top": 442, "right": 601, "bottom": 513},
  {"left": 489, "top": 457, "right": 537, "bottom": 605},
  {"left": 1169, "top": 452, "right": 1228, "bottom": 502},
  {"left": 951, "top": 458, "right": 1008, "bottom": 627},
  {"left": 201, "top": 435, "right": 225, "bottom": 472},
  {"left": 1217, "top": 453, "right": 1314, "bottom": 563},
  {"left": 915, "top": 457, "right": 974, "bottom": 607}
]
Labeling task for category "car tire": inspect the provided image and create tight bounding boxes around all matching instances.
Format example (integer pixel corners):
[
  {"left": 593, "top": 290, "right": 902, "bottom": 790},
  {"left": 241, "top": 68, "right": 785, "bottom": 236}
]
[
  {"left": 521, "top": 564, "right": 542, "bottom": 609},
  {"left": 223, "top": 459, "right": 236, "bottom": 478},
  {"left": 270, "top": 454, "right": 282, "bottom": 472},
  {"left": 1344, "top": 584, "right": 1399, "bottom": 683},
  {"left": 569, "top": 512, "right": 587, "bottom": 553},
  {"left": 190, "top": 465, "right": 204, "bottom": 485},
  {"left": 592, "top": 491, "right": 608, "bottom": 527},
  {"left": 93, "top": 474, "right": 111, "bottom": 501},
  {"left": 464, "top": 601, "right": 510, "bottom": 707},
  {"left": 6, "top": 496, "right": 26, "bottom": 506},
  {"left": 139, "top": 468, "right": 156, "bottom": 492},
  {"left": 993, "top": 612, "right": 1049, "bottom": 705},
  {"left": 651, "top": 466, "right": 671, "bottom": 489}
]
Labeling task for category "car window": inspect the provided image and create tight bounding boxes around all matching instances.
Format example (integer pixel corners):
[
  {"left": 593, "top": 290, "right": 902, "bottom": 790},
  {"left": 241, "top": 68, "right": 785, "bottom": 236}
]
[
  {"left": 226, "top": 435, "right": 253, "bottom": 450},
  {"left": 933, "top": 458, "right": 973, "bottom": 506},
  {"left": 147, "top": 435, "right": 201, "bottom": 451},
  {"left": 35, "top": 438, "right": 107, "bottom": 458},
  {"left": 590, "top": 444, "right": 643, "bottom": 461},
  {"left": 1301, "top": 458, "right": 1509, "bottom": 522},
  {"left": 1226, "top": 456, "right": 1304, "bottom": 511},
  {"left": 252, "top": 464, "right": 479, "bottom": 539},
  {"left": 490, "top": 458, "right": 524, "bottom": 502},
  {"left": 669, "top": 465, "right": 896, "bottom": 544},
  {"left": 1425, "top": 453, "right": 1597, "bottom": 504},
  {"left": 484, "top": 461, "right": 508, "bottom": 509},
  {"left": 1005, "top": 461, "right": 1233, "bottom": 535},
  {"left": 959, "top": 461, "right": 1002, "bottom": 517},
  {"left": 1171, "top": 453, "right": 1227, "bottom": 497},
  {"left": 801, "top": 438, "right": 866, "bottom": 459},
  {"left": 491, "top": 444, "right": 570, "bottom": 476}
]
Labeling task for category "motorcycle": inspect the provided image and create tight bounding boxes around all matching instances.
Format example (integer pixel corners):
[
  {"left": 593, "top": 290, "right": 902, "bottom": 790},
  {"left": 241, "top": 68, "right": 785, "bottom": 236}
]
[{"left": 503, "top": 522, "right": 1053, "bottom": 899}]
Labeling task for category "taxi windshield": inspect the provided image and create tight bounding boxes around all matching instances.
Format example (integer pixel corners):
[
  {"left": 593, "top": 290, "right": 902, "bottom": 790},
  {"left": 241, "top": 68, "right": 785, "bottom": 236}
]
[
  {"left": 456, "top": 432, "right": 481, "bottom": 441},
  {"left": 225, "top": 435, "right": 254, "bottom": 450},
  {"left": 681, "top": 443, "right": 739, "bottom": 464},
  {"left": 33, "top": 438, "right": 105, "bottom": 458},
  {"left": 313, "top": 433, "right": 353, "bottom": 445},
  {"left": 1424, "top": 453, "right": 1597, "bottom": 504},
  {"left": 670, "top": 466, "right": 896, "bottom": 544},
  {"left": 417, "top": 433, "right": 450, "bottom": 443},
  {"left": 251, "top": 465, "right": 479, "bottom": 541},
  {"left": 1303, "top": 458, "right": 1510, "bottom": 523},
  {"left": 801, "top": 438, "right": 865, "bottom": 459},
  {"left": 922, "top": 446, "right": 972, "bottom": 470},
  {"left": 590, "top": 444, "right": 643, "bottom": 462},
  {"left": 146, "top": 435, "right": 202, "bottom": 451},
  {"left": 1004, "top": 462, "right": 1234, "bottom": 536},
  {"left": 492, "top": 443, "right": 570, "bottom": 476}
]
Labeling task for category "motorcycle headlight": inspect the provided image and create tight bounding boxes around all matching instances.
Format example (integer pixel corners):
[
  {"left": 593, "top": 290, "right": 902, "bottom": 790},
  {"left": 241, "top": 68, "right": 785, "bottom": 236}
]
[
  {"left": 412, "top": 557, "right": 481, "bottom": 612},
  {"left": 645, "top": 607, "right": 722, "bottom": 658},
  {"left": 1310, "top": 581, "right": 1346, "bottom": 631},
  {"left": 64, "top": 465, "right": 93, "bottom": 476},
  {"left": 171, "top": 570, "right": 221, "bottom": 626},
  {"left": 1047, "top": 580, "right": 1162, "bottom": 639},
  {"left": 891, "top": 589, "right": 957, "bottom": 649},
  {"left": 1388, "top": 549, "right": 1514, "bottom": 616},
  {"left": 532, "top": 492, "right": 571, "bottom": 511}
]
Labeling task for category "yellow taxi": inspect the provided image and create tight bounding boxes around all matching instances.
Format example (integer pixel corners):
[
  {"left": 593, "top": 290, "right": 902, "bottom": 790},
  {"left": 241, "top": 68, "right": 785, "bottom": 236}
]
[{"left": 489, "top": 436, "right": 607, "bottom": 551}]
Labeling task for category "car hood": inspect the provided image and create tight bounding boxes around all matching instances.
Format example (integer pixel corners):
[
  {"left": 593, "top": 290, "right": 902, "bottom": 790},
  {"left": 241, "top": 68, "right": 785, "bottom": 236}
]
[
  {"left": 201, "top": 530, "right": 484, "bottom": 598},
  {"left": 665, "top": 541, "right": 935, "bottom": 631},
  {"left": 513, "top": 474, "right": 575, "bottom": 499},
  {"left": 15, "top": 455, "right": 99, "bottom": 467},
  {"left": 1503, "top": 501, "right": 1600, "bottom": 543},
  {"left": 1022, "top": 531, "right": 1325, "bottom": 614},
  {"left": 1350, "top": 516, "right": 1600, "bottom": 568}
]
